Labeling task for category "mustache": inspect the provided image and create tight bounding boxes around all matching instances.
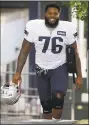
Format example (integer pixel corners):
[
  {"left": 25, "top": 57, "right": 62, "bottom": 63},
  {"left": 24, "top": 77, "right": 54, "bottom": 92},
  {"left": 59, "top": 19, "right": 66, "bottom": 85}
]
[{"left": 45, "top": 17, "right": 59, "bottom": 28}]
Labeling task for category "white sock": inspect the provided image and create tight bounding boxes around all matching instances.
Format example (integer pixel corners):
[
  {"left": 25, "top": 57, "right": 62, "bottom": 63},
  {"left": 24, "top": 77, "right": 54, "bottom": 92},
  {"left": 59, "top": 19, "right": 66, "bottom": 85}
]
[
  {"left": 52, "top": 117, "right": 56, "bottom": 120},
  {"left": 52, "top": 117, "right": 61, "bottom": 120}
]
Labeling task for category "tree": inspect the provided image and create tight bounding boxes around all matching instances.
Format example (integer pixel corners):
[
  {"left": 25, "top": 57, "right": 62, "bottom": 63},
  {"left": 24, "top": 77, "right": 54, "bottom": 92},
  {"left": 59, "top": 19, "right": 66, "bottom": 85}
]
[
  {"left": 62, "top": 1, "right": 89, "bottom": 50},
  {"left": 62, "top": 1, "right": 89, "bottom": 22}
]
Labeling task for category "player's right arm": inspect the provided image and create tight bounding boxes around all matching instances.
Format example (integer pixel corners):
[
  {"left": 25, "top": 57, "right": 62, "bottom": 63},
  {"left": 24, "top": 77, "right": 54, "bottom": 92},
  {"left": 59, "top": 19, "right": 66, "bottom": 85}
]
[{"left": 12, "top": 38, "right": 32, "bottom": 84}]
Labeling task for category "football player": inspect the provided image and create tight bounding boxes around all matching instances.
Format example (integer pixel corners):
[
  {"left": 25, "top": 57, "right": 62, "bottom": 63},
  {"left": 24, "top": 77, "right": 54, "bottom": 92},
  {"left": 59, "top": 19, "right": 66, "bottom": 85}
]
[{"left": 12, "top": 3, "right": 82, "bottom": 119}]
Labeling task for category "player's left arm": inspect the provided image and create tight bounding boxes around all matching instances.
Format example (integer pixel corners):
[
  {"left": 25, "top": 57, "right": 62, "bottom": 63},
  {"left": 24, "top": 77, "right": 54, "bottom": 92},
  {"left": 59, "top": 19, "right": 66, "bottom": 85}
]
[{"left": 71, "top": 41, "right": 83, "bottom": 89}]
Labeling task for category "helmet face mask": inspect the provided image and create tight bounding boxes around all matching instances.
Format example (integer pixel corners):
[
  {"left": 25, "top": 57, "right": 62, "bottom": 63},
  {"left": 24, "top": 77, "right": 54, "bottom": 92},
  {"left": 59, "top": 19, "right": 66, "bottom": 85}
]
[{"left": 1, "top": 82, "right": 21, "bottom": 105}]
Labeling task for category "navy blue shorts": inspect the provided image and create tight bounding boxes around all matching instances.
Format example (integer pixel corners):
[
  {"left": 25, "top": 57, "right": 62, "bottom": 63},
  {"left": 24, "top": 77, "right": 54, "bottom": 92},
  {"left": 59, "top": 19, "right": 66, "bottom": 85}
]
[{"left": 36, "top": 63, "right": 68, "bottom": 101}]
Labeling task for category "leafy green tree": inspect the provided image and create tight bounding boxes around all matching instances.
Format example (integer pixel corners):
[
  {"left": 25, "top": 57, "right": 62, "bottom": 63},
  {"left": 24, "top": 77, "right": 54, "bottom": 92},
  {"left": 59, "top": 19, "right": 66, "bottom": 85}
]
[
  {"left": 61, "top": 1, "right": 89, "bottom": 49},
  {"left": 62, "top": 1, "right": 89, "bottom": 42},
  {"left": 62, "top": 1, "right": 89, "bottom": 21}
]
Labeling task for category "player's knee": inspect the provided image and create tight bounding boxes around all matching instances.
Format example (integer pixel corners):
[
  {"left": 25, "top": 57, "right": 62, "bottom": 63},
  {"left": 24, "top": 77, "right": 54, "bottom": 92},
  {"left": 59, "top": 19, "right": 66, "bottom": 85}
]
[
  {"left": 41, "top": 100, "right": 52, "bottom": 114},
  {"left": 52, "top": 92, "right": 65, "bottom": 109}
]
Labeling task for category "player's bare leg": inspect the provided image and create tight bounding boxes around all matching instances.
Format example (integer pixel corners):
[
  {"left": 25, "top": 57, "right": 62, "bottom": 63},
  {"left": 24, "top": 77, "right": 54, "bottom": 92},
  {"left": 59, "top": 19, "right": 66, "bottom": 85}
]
[
  {"left": 52, "top": 92, "right": 64, "bottom": 119},
  {"left": 52, "top": 108, "right": 63, "bottom": 119},
  {"left": 43, "top": 113, "right": 52, "bottom": 119}
]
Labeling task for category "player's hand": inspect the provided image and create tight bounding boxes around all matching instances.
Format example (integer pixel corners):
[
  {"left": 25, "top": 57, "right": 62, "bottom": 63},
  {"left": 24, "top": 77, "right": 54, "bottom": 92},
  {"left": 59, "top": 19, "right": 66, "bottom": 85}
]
[
  {"left": 75, "top": 76, "right": 82, "bottom": 91},
  {"left": 12, "top": 72, "right": 22, "bottom": 84}
]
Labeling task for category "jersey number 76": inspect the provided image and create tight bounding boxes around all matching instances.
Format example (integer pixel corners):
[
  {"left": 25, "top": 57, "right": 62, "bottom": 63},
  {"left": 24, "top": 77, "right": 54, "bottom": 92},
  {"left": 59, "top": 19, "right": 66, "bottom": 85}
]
[{"left": 39, "top": 36, "right": 63, "bottom": 54}]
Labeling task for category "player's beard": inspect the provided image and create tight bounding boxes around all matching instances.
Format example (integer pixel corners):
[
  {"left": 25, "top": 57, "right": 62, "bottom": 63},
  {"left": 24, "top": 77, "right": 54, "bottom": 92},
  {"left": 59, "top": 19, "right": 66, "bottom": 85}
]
[{"left": 45, "top": 17, "right": 59, "bottom": 28}]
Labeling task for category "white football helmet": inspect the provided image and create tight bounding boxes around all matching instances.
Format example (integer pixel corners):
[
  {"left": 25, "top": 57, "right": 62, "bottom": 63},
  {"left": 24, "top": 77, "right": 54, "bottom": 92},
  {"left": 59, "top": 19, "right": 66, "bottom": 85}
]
[{"left": 1, "top": 81, "right": 21, "bottom": 105}]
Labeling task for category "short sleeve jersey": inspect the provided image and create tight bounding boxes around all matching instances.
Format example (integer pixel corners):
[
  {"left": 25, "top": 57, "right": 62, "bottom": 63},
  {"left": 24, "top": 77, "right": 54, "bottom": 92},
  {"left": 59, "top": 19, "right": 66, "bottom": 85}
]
[{"left": 24, "top": 19, "right": 78, "bottom": 69}]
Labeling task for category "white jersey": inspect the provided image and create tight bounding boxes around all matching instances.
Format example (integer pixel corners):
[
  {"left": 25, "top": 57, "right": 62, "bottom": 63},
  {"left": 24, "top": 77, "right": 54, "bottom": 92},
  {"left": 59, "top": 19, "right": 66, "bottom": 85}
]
[{"left": 24, "top": 19, "right": 78, "bottom": 69}]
